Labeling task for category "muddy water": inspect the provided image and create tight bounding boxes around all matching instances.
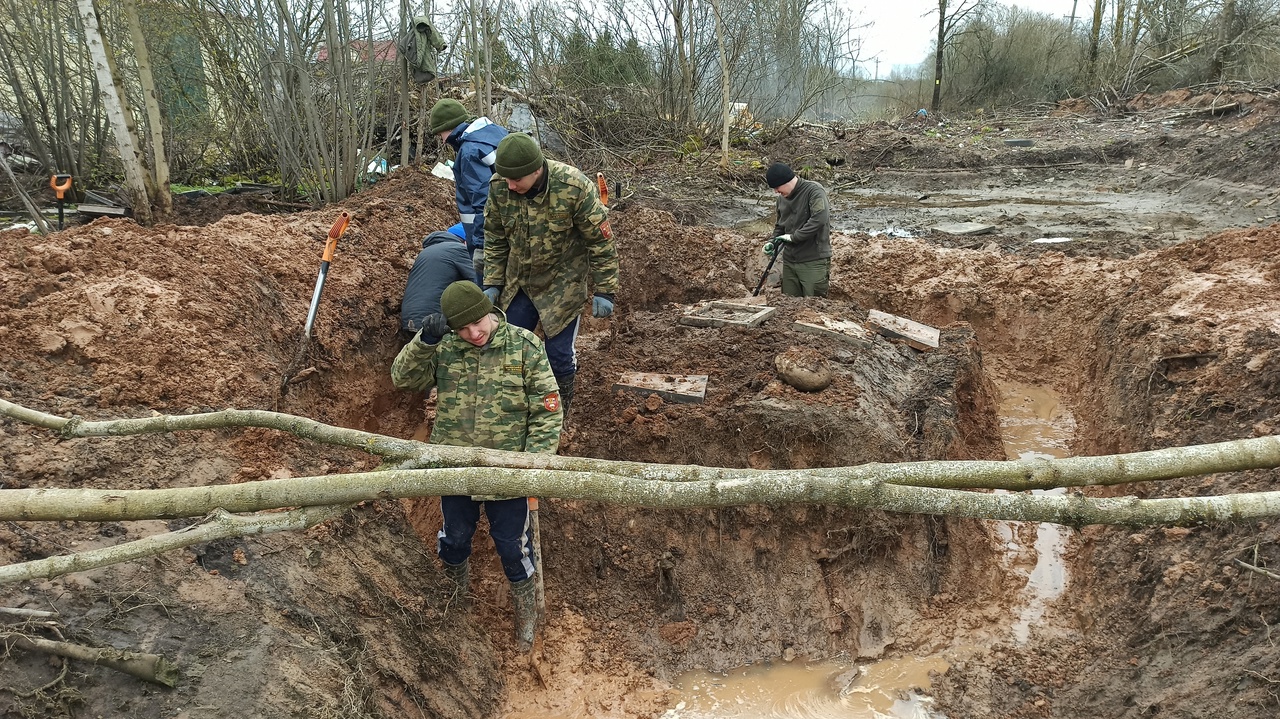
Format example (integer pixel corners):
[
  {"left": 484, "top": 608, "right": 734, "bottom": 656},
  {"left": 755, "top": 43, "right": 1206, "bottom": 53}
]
[
  {"left": 659, "top": 382, "right": 1078, "bottom": 717},
  {"left": 663, "top": 656, "right": 948, "bottom": 719},
  {"left": 994, "top": 381, "right": 1076, "bottom": 644},
  {"left": 711, "top": 173, "right": 1266, "bottom": 245}
]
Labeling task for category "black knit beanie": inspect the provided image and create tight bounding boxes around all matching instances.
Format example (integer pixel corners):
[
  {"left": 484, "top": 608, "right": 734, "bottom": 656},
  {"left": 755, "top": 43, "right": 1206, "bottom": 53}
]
[
  {"left": 765, "top": 163, "right": 796, "bottom": 188},
  {"left": 440, "top": 281, "right": 493, "bottom": 330},
  {"left": 494, "top": 133, "right": 545, "bottom": 178}
]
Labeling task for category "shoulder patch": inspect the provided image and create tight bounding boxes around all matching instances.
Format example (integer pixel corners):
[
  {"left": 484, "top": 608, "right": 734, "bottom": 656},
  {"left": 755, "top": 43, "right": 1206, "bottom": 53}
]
[
  {"left": 543, "top": 393, "right": 561, "bottom": 412},
  {"left": 600, "top": 219, "right": 614, "bottom": 239}
]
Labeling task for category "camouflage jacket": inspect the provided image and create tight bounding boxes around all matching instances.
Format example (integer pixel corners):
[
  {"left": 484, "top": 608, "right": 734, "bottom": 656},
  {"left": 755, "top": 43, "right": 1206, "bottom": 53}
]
[
  {"left": 482, "top": 159, "right": 620, "bottom": 336},
  {"left": 390, "top": 310, "right": 562, "bottom": 457}
]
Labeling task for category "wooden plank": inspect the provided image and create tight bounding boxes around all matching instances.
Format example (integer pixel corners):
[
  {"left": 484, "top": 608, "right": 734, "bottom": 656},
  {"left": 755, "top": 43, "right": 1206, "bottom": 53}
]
[
  {"left": 677, "top": 301, "right": 776, "bottom": 328},
  {"left": 77, "top": 204, "right": 130, "bottom": 217},
  {"left": 612, "top": 371, "right": 708, "bottom": 404},
  {"left": 866, "top": 309, "right": 940, "bottom": 351},
  {"left": 932, "top": 221, "right": 995, "bottom": 236},
  {"left": 791, "top": 315, "right": 873, "bottom": 348}
]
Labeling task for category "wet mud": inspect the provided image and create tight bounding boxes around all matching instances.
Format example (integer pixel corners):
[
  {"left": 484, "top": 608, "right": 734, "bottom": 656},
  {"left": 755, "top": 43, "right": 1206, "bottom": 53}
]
[{"left": 3, "top": 90, "right": 1280, "bottom": 719}]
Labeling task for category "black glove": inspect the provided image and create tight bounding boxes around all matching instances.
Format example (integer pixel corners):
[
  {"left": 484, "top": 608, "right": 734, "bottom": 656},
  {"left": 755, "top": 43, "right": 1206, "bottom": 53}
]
[{"left": 419, "top": 312, "right": 449, "bottom": 344}]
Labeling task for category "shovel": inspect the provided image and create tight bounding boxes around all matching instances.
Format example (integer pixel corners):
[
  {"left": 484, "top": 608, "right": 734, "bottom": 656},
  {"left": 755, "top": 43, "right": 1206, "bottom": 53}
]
[
  {"left": 49, "top": 174, "right": 72, "bottom": 230},
  {"left": 528, "top": 496, "right": 550, "bottom": 686},
  {"left": 280, "top": 211, "right": 352, "bottom": 393}
]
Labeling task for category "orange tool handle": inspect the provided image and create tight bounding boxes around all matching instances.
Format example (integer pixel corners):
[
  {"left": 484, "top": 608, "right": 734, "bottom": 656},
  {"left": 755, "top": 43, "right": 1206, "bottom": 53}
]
[
  {"left": 528, "top": 497, "right": 539, "bottom": 511},
  {"left": 50, "top": 174, "right": 72, "bottom": 199},
  {"left": 322, "top": 211, "right": 351, "bottom": 262},
  {"left": 596, "top": 172, "right": 609, "bottom": 205}
]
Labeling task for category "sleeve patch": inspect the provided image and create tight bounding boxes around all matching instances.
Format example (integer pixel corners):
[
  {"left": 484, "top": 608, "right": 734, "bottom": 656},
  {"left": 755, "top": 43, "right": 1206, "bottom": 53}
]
[
  {"left": 600, "top": 220, "right": 613, "bottom": 239},
  {"left": 543, "top": 393, "right": 561, "bottom": 412}
]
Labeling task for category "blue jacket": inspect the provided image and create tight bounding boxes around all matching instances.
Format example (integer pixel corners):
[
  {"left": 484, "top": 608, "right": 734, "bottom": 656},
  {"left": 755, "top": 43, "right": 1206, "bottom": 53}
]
[
  {"left": 446, "top": 117, "right": 508, "bottom": 252},
  {"left": 400, "top": 231, "right": 476, "bottom": 333}
]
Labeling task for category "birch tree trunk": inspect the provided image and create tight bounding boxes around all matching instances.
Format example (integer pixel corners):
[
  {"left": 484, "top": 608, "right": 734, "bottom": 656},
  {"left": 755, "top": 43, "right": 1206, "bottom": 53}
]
[
  {"left": 122, "top": 0, "right": 172, "bottom": 218},
  {"left": 710, "top": 0, "right": 730, "bottom": 166},
  {"left": 76, "top": 0, "right": 153, "bottom": 226},
  {"left": 399, "top": 0, "right": 410, "bottom": 166}
]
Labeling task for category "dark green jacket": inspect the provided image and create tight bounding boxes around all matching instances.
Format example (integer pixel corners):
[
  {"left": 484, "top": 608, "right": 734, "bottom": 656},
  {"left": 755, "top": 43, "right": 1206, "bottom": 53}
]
[
  {"left": 482, "top": 160, "right": 620, "bottom": 336},
  {"left": 390, "top": 311, "right": 562, "bottom": 455},
  {"left": 397, "top": 16, "right": 447, "bottom": 84},
  {"left": 773, "top": 178, "right": 832, "bottom": 264}
]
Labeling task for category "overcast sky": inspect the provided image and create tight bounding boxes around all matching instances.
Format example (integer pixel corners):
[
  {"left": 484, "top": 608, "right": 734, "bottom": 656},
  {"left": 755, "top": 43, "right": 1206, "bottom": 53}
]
[{"left": 849, "top": 0, "right": 1082, "bottom": 77}]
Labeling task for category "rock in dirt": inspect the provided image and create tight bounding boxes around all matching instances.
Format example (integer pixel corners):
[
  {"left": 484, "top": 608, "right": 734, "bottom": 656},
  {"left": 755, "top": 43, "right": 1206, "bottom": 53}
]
[{"left": 774, "top": 347, "right": 833, "bottom": 392}]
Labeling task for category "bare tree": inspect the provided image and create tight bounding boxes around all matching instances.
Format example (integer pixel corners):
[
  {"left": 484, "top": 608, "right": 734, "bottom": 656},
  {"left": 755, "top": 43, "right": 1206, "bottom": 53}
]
[
  {"left": 931, "top": 0, "right": 986, "bottom": 114},
  {"left": 123, "top": 0, "right": 174, "bottom": 218},
  {"left": 77, "top": 0, "right": 155, "bottom": 225}
]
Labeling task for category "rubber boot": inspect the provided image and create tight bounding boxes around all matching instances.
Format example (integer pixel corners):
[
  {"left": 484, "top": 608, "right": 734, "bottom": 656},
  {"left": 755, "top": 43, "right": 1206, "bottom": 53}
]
[
  {"left": 510, "top": 577, "right": 538, "bottom": 651},
  {"left": 442, "top": 560, "right": 470, "bottom": 609},
  {"left": 554, "top": 371, "right": 576, "bottom": 416}
]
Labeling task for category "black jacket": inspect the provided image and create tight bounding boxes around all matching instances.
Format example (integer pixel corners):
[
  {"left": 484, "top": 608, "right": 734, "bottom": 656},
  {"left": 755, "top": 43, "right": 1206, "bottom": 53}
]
[{"left": 400, "top": 232, "right": 475, "bottom": 331}]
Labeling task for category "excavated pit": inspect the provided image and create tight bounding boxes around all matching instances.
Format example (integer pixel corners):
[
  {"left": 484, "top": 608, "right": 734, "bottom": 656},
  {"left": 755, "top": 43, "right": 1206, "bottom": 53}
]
[{"left": 2, "top": 159, "right": 1280, "bottom": 719}]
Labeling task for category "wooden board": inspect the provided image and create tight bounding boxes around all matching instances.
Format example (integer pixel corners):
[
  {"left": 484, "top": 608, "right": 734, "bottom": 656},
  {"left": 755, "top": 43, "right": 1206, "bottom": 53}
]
[
  {"left": 678, "top": 300, "right": 776, "bottom": 328},
  {"left": 77, "top": 204, "right": 130, "bottom": 218},
  {"left": 791, "top": 315, "right": 874, "bottom": 348},
  {"left": 612, "top": 371, "right": 708, "bottom": 404},
  {"left": 932, "top": 221, "right": 995, "bottom": 236},
  {"left": 866, "top": 309, "right": 940, "bottom": 351}
]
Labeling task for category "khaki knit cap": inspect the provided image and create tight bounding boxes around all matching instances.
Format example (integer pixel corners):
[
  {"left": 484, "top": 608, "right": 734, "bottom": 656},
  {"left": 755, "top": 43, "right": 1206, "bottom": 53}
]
[
  {"left": 494, "top": 133, "right": 545, "bottom": 178},
  {"left": 440, "top": 281, "right": 493, "bottom": 330},
  {"left": 428, "top": 99, "right": 473, "bottom": 136}
]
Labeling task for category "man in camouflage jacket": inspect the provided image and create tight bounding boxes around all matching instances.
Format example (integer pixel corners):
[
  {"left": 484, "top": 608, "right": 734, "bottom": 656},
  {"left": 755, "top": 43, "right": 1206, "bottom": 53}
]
[
  {"left": 390, "top": 280, "right": 562, "bottom": 650},
  {"left": 481, "top": 132, "right": 620, "bottom": 414}
]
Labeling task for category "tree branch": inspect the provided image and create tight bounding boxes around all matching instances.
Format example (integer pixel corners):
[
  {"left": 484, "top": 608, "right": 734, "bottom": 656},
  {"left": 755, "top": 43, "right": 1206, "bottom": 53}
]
[
  {"left": 4, "top": 398, "right": 1279, "bottom": 492},
  {"left": 1, "top": 632, "right": 177, "bottom": 687},
  {"left": 4, "top": 465, "right": 1280, "bottom": 530},
  {"left": 0, "top": 505, "right": 350, "bottom": 583}
]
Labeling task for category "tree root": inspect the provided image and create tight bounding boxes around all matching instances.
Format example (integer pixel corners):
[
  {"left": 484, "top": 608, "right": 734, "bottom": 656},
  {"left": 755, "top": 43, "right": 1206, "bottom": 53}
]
[{"left": 1, "top": 632, "right": 177, "bottom": 687}]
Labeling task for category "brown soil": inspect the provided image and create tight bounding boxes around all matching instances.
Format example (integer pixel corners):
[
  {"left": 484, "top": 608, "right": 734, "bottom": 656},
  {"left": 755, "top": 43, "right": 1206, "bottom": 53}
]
[{"left": 3, "top": 90, "right": 1280, "bottom": 719}]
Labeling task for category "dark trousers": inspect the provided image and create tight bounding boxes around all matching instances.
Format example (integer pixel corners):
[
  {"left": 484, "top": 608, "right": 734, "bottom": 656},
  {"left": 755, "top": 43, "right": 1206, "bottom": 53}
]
[
  {"left": 504, "top": 289, "right": 580, "bottom": 377},
  {"left": 438, "top": 495, "right": 536, "bottom": 582}
]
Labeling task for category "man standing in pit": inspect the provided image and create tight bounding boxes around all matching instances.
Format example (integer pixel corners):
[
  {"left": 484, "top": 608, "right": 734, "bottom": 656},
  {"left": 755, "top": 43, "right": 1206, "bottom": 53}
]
[
  {"left": 398, "top": 223, "right": 475, "bottom": 344},
  {"left": 765, "top": 162, "right": 832, "bottom": 297},
  {"left": 481, "top": 133, "right": 620, "bottom": 414},
  {"left": 390, "top": 280, "right": 562, "bottom": 651},
  {"left": 429, "top": 98, "right": 509, "bottom": 284}
]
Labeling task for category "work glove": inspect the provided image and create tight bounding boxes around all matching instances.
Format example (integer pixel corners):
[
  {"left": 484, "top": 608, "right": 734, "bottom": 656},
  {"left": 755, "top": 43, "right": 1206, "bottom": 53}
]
[
  {"left": 762, "top": 234, "right": 791, "bottom": 256},
  {"left": 483, "top": 286, "right": 501, "bottom": 303},
  {"left": 419, "top": 312, "right": 449, "bottom": 344},
  {"left": 592, "top": 293, "right": 615, "bottom": 318},
  {"left": 472, "top": 247, "right": 483, "bottom": 270}
]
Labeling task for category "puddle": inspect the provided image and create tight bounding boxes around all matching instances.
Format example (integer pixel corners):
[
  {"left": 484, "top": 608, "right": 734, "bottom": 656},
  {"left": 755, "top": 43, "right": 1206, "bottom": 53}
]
[
  {"left": 995, "top": 381, "right": 1076, "bottom": 644},
  {"left": 663, "top": 656, "right": 948, "bottom": 719}
]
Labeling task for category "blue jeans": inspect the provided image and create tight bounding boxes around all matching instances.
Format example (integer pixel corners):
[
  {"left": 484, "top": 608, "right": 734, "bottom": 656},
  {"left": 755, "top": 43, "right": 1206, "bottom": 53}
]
[
  {"left": 438, "top": 495, "right": 536, "bottom": 582},
  {"left": 503, "top": 289, "right": 579, "bottom": 377}
]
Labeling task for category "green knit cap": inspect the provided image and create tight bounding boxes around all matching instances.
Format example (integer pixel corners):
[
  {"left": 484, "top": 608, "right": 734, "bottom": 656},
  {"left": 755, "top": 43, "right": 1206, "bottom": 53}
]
[
  {"left": 428, "top": 99, "right": 473, "bottom": 136},
  {"left": 440, "top": 281, "right": 493, "bottom": 330},
  {"left": 494, "top": 133, "right": 545, "bottom": 178}
]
